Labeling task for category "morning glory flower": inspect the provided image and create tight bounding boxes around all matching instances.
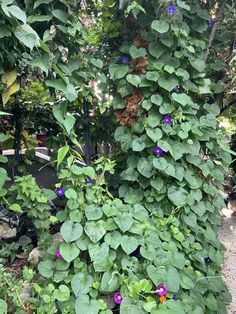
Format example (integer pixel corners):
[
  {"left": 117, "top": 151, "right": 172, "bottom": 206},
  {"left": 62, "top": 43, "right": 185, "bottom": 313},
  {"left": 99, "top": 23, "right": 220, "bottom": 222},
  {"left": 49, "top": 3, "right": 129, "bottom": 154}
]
[
  {"left": 173, "top": 294, "right": 177, "bottom": 301},
  {"left": 121, "top": 56, "right": 129, "bottom": 64},
  {"left": 156, "top": 284, "right": 168, "bottom": 296},
  {"left": 55, "top": 248, "right": 62, "bottom": 259},
  {"left": 114, "top": 292, "right": 123, "bottom": 304},
  {"left": 167, "top": 5, "right": 177, "bottom": 15},
  {"left": 153, "top": 147, "right": 164, "bottom": 155},
  {"left": 204, "top": 257, "right": 212, "bottom": 265},
  {"left": 55, "top": 187, "right": 65, "bottom": 197},
  {"left": 163, "top": 115, "right": 172, "bottom": 125},
  {"left": 85, "top": 177, "right": 92, "bottom": 184}
]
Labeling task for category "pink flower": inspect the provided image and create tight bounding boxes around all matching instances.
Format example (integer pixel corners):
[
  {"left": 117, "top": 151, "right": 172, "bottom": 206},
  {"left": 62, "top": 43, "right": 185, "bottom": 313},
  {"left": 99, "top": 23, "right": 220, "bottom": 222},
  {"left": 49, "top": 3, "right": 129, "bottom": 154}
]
[
  {"left": 89, "top": 80, "right": 96, "bottom": 89},
  {"left": 156, "top": 284, "right": 168, "bottom": 296},
  {"left": 55, "top": 248, "right": 62, "bottom": 259},
  {"left": 114, "top": 292, "right": 122, "bottom": 304}
]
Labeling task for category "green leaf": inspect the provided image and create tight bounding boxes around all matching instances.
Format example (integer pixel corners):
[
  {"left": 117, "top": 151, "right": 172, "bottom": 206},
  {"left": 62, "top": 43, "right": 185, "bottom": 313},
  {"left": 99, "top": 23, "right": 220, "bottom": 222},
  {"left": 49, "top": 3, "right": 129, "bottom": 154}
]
[
  {"left": 151, "top": 95, "right": 163, "bottom": 106},
  {"left": 132, "top": 204, "right": 149, "bottom": 221},
  {"left": 60, "top": 221, "right": 83, "bottom": 242},
  {"left": 146, "top": 128, "right": 163, "bottom": 142},
  {"left": 53, "top": 285, "right": 70, "bottom": 302},
  {"left": 57, "top": 145, "right": 69, "bottom": 168},
  {"left": 84, "top": 221, "right": 106, "bottom": 243},
  {"left": 101, "top": 272, "right": 120, "bottom": 292},
  {"left": 28, "top": 15, "right": 52, "bottom": 23},
  {"left": 172, "top": 93, "right": 193, "bottom": 106},
  {"left": 33, "top": 0, "right": 53, "bottom": 9},
  {"left": 149, "top": 42, "right": 166, "bottom": 58},
  {"left": 7, "top": 5, "right": 27, "bottom": 23},
  {"left": 75, "top": 294, "right": 99, "bottom": 314},
  {"left": 166, "top": 266, "right": 180, "bottom": 292},
  {"left": 114, "top": 212, "right": 134, "bottom": 232},
  {"left": 132, "top": 138, "right": 145, "bottom": 151},
  {"left": 158, "top": 74, "right": 178, "bottom": 92},
  {"left": 9, "top": 203, "right": 23, "bottom": 213},
  {"left": 121, "top": 235, "right": 138, "bottom": 254},
  {"left": 46, "top": 79, "right": 77, "bottom": 102},
  {"left": 167, "top": 186, "right": 188, "bottom": 206},
  {"left": 60, "top": 242, "right": 80, "bottom": 263},
  {"left": 0, "top": 299, "right": 7, "bottom": 314},
  {"left": 126, "top": 74, "right": 141, "bottom": 87},
  {"left": 38, "top": 260, "right": 54, "bottom": 278},
  {"left": 206, "top": 293, "right": 218, "bottom": 311},
  {"left": 31, "top": 54, "right": 49, "bottom": 75},
  {"left": 0, "top": 26, "right": 11, "bottom": 38},
  {"left": 129, "top": 45, "right": 146, "bottom": 59},
  {"left": 52, "top": 9, "right": 68, "bottom": 23},
  {"left": 14, "top": 24, "right": 40, "bottom": 50},
  {"left": 109, "top": 64, "right": 129, "bottom": 80},
  {"left": 189, "top": 58, "right": 205, "bottom": 72},
  {"left": 177, "top": 0, "right": 190, "bottom": 10},
  {"left": 151, "top": 20, "right": 169, "bottom": 33},
  {"left": 85, "top": 205, "right": 103, "bottom": 220},
  {"left": 175, "top": 68, "right": 190, "bottom": 81},
  {"left": 120, "top": 298, "right": 145, "bottom": 314},
  {"left": 91, "top": 58, "right": 103, "bottom": 69},
  {"left": 137, "top": 157, "right": 154, "bottom": 178},
  {"left": 71, "top": 273, "right": 94, "bottom": 296},
  {"left": 146, "top": 71, "right": 160, "bottom": 81},
  {"left": 153, "top": 157, "right": 168, "bottom": 171},
  {"left": 150, "top": 178, "right": 164, "bottom": 191},
  {"left": 147, "top": 265, "right": 167, "bottom": 284}
]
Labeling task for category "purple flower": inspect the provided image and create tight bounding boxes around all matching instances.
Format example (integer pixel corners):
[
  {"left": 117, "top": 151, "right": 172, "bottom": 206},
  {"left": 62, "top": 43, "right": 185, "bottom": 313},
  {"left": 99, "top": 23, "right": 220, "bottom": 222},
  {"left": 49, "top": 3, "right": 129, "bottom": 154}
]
[
  {"left": 167, "top": 5, "right": 177, "bottom": 15},
  {"left": 173, "top": 294, "right": 177, "bottom": 301},
  {"left": 204, "top": 257, "right": 212, "bottom": 265},
  {"left": 85, "top": 177, "right": 92, "bottom": 184},
  {"left": 55, "top": 187, "right": 65, "bottom": 197},
  {"left": 121, "top": 56, "right": 129, "bottom": 64},
  {"left": 163, "top": 115, "right": 172, "bottom": 125},
  {"left": 114, "top": 292, "right": 123, "bottom": 304},
  {"left": 156, "top": 284, "right": 168, "bottom": 296},
  {"left": 55, "top": 248, "right": 62, "bottom": 259},
  {"left": 153, "top": 147, "right": 164, "bottom": 155}
]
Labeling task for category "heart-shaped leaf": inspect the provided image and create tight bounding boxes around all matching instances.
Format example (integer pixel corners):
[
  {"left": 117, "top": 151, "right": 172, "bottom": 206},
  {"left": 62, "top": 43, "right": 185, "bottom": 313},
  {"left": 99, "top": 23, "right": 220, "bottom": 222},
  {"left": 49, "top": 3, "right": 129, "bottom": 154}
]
[
  {"left": 121, "top": 235, "right": 138, "bottom": 254},
  {"left": 60, "top": 242, "right": 80, "bottom": 263},
  {"left": 60, "top": 221, "right": 83, "bottom": 242}
]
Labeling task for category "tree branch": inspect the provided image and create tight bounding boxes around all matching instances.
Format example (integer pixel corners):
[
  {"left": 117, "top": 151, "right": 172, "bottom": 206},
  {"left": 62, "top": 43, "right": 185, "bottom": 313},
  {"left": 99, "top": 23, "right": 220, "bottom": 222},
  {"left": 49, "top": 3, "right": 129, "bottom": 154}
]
[
  {"left": 205, "top": 0, "right": 228, "bottom": 62},
  {"left": 219, "top": 100, "right": 236, "bottom": 115}
]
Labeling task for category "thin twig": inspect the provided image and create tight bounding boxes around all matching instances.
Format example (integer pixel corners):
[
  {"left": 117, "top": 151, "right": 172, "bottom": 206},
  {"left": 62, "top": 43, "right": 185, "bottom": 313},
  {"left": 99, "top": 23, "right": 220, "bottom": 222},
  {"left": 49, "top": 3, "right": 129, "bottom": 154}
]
[{"left": 205, "top": 0, "right": 228, "bottom": 62}]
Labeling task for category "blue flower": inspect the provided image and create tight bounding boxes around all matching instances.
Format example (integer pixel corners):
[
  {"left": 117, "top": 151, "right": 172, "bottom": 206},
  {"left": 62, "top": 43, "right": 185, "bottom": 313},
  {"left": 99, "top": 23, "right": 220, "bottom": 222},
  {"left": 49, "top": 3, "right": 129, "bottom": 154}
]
[
  {"left": 173, "top": 294, "right": 177, "bottom": 301},
  {"left": 85, "top": 177, "right": 92, "bottom": 184},
  {"left": 163, "top": 115, "right": 172, "bottom": 125},
  {"left": 121, "top": 56, "right": 129, "bottom": 64},
  {"left": 167, "top": 5, "right": 177, "bottom": 15},
  {"left": 55, "top": 187, "right": 65, "bottom": 197},
  {"left": 153, "top": 147, "right": 164, "bottom": 155},
  {"left": 204, "top": 257, "right": 212, "bottom": 265}
]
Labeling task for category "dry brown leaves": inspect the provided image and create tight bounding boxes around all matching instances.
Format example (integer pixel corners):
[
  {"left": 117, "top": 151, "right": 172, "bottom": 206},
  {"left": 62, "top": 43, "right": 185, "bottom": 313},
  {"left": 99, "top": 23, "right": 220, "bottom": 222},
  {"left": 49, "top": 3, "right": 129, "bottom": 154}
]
[{"left": 115, "top": 90, "right": 143, "bottom": 126}]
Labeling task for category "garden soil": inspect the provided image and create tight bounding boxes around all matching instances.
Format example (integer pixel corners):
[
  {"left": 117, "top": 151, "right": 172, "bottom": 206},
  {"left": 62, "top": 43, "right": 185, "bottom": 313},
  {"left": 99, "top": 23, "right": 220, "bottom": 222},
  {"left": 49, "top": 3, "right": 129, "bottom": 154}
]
[{"left": 219, "top": 208, "right": 236, "bottom": 314}]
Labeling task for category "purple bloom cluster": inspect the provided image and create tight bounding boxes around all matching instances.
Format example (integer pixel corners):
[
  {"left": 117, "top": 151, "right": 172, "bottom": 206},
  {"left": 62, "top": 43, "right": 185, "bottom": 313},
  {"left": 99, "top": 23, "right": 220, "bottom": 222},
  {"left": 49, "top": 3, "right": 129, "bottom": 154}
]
[
  {"left": 114, "top": 292, "right": 122, "bottom": 304},
  {"left": 55, "top": 187, "right": 65, "bottom": 197},
  {"left": 156, "top": 284, "right": 168, "bottom": 296},
  {"left": 167, "top": 5, "right": 177, "bottom": 15},
  {"left": 163, "top": 115, "right": 172, "bottom": 125},
  {"left": 153, "top": 147, "right": 164, "bottom": 155},
  {"left": 121, "top": 56, "right": 129, "bottom": 64}
]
